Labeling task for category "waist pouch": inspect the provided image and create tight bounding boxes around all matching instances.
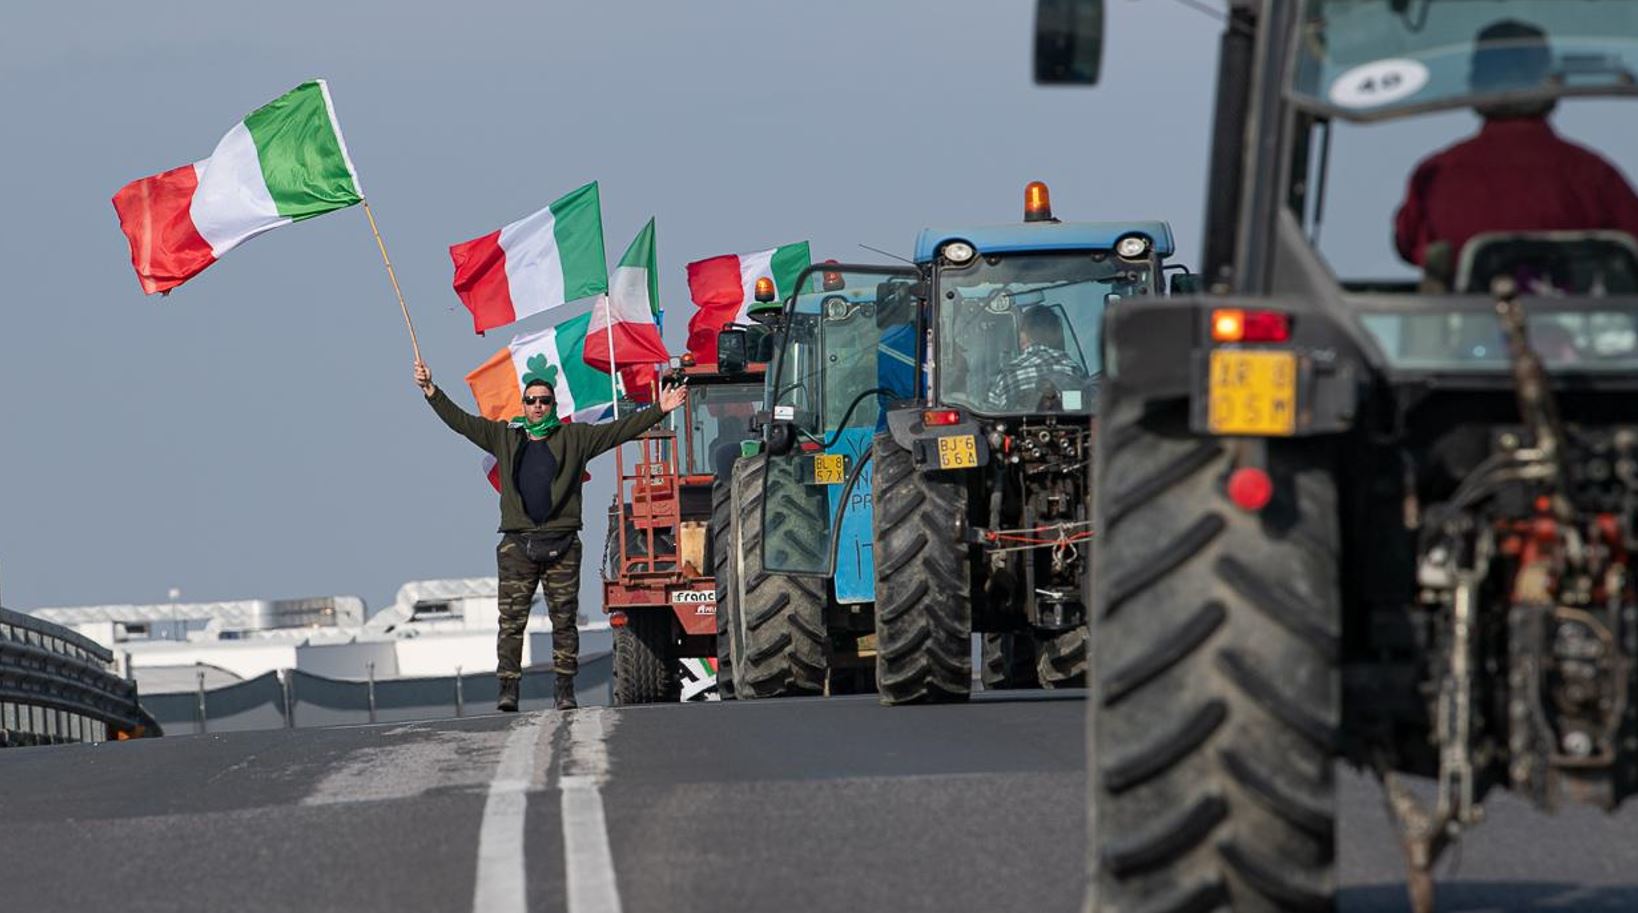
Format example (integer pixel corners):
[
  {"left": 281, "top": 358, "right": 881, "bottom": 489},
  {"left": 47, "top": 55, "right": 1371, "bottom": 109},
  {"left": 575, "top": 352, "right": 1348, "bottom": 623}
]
[{"left": 513, "top": 531, "right": 577, "bottom": 564}]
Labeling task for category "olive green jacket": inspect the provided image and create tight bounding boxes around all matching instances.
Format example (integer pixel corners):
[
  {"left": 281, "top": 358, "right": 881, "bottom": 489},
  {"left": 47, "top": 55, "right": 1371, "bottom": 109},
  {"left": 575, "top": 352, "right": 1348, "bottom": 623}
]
[{"left": 426, "top": 387, "right": 666, "bottom": 534}]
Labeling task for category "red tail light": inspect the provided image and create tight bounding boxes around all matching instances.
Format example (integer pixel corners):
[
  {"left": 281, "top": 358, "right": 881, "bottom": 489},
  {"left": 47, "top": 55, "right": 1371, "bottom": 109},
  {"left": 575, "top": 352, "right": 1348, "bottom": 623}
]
[
  {"left": 1212, "top": 308, "right": 1291, "bottom": 343},
  {"left": 924, "top": 409, "right": 962, "bottom": 426},
  {"left": 609, "top": 611, "right": 629, "bottom": 628}
]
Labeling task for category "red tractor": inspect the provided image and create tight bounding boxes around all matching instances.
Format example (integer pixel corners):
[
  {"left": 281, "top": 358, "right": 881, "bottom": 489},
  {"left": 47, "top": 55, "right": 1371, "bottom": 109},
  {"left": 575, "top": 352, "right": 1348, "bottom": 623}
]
[{"left": 603, "top": 355, "right": 766, "bottom": 703}]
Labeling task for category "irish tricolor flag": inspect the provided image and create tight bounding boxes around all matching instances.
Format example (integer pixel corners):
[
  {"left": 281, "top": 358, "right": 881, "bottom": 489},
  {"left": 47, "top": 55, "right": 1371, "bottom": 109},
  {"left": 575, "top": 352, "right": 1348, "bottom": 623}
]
[
  {"left": 449, "top": 182, "right": 608, "bottom": 335},
  {"left": 111, "top": 80, "right": 362, "bottom": 295},
  {"left": 465, "top": 311, "right": 616, "bottom": 425},
  {"left": 585, "top": 218, "right": 670, "bottom": 397},
  {"left": 684, "top": 242, "right": 810, "bottom": 360}
]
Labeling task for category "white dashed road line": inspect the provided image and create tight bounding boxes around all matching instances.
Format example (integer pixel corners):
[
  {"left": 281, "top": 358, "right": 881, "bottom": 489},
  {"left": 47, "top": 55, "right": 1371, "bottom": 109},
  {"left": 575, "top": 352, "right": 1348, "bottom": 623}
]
[
  {"left": 561, "top": 708, "right": 623, "bottom": 913},
  {"left": 472, "top": 711, "right": 557, "bottom": 913},
  {"left": 470, "top": 708, "right": 622, "bottom": 913}
]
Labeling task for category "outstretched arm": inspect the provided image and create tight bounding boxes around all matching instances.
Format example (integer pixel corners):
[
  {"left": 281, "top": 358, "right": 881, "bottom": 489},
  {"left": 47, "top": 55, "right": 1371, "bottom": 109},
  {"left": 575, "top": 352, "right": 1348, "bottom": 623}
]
[
  {"left": 416, "top": 360, "right": 501, "bottom": 451},
  {"left": 579, "top": 380, "right": 687, "bottom": 457}
]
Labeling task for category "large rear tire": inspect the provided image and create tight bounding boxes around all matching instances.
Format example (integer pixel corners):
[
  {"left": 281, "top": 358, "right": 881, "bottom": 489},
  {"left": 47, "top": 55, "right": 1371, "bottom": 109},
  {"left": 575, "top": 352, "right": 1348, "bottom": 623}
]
[
  {"left": 981, "top": 632, "right": 1039, "bottom": 690},
  {"left": 711, "top": 475, "right": 737, "bottom": 700},
  {"left": 872, "top": 432, "right": 972, "bottom": 705},
  {"left": 731, "top": 455, "right": 829, "bottom": 699},
  {"left": 613, "top": 609, "right": 679, "bottom": 705},
  {"left": 1035, "top": 626, "right": 1088, "bottom": 689},
  {"left": 1088, "top": 391, "right": 1340, "bottom": 913}
]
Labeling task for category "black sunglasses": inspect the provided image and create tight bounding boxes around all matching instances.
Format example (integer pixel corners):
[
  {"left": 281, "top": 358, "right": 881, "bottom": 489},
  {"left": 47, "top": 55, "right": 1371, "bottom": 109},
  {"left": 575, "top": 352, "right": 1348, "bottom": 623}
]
[{"left": 523, "top": 395, "right": 555, "bottom": 406}]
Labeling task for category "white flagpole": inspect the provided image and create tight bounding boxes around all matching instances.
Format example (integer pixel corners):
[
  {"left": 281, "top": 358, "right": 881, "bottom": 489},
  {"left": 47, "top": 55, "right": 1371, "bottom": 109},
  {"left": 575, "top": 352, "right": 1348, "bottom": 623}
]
[{"left": 603, "top": 293, "right": 620, "bottom": 419}]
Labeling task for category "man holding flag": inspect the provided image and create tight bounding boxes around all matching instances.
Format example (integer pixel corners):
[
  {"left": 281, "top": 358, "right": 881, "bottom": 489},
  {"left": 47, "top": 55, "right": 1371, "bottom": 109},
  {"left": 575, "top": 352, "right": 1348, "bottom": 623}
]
[{"left": 414, "top": 359, "right": 685, "bottom": 711}]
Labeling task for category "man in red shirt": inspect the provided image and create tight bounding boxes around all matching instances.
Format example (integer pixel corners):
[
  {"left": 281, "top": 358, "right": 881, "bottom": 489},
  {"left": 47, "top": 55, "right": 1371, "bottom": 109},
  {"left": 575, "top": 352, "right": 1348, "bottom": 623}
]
[{"left": 1394, "top": 20, "right": 1638, "bottom": 269}]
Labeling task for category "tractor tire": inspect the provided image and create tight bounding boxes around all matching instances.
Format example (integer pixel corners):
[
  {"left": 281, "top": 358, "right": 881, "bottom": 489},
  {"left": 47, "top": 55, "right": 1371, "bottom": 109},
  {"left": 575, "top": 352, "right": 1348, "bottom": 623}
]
[
  {"left": 711, "top": 475, "right": 737, "bottom": 700},
  {"left": 1087, "top": 389, "right": 1341, "bottom": 913},
  {"left": 872, "top": 432, "right": 972, "bottom": 705},
  {"left": 613, "top": 609, "right": 679, "bottom": 705},
  {"left": 731, "top": 455, "right": 829, "bottom": 699},
  {"left": 1035, "top": 626, "right": 1088, "bottom": 689},
  {"left": 981, "top": 633, "right": 1039, "bottom": 690}
]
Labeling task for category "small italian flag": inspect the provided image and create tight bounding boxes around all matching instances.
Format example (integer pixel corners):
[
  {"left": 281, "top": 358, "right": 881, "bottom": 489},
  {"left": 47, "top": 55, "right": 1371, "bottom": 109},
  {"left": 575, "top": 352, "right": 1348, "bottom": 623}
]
[
  {"left": 111, "top": 80, "right": 362, "bottom": 295},
  {"left": 585, "top": 218, "right": 670, "bottom": 399},
  {"left": 465, "top": 310, "right": 616, "bottom": 426},
  {"left": 449, "top": 182, "right": 608, "bottom": 335},
  {"left": 685, "top": 242, "right": 810, "bottom": 360}
]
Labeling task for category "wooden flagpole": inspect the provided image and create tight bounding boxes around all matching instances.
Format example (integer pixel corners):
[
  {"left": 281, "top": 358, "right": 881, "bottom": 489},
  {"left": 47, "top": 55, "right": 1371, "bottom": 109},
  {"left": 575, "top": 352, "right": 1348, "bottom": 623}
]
[{"left": 361, "top": 199, "right": 422, "bottom": 364}]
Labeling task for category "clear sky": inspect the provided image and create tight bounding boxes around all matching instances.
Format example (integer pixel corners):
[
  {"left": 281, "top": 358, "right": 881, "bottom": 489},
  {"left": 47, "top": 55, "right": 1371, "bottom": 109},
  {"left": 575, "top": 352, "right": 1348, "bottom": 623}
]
[{"left": 3, "top": 0, "right": 1636, "bottom": 616}]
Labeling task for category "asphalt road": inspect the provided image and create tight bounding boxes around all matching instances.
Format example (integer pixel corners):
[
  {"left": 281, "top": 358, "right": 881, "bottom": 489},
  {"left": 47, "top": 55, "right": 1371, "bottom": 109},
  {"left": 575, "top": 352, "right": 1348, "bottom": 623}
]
[{"left": 1, "top": 692, "right": 1635, "bottom": 913}]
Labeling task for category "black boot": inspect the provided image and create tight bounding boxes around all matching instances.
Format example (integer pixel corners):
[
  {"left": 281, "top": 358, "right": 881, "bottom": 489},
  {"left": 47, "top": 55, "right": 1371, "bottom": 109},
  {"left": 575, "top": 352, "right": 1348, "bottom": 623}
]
[
  {"left": 497, "top": 677, "right": 520, "bottom": 713},
  {"left": 554, "top": 673, "right": 578, "bottom": 710}
]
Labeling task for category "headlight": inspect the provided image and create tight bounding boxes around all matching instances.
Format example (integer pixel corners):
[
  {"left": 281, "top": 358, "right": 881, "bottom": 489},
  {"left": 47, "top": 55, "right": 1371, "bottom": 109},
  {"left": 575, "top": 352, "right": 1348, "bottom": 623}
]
[
  {"left": 823, "top": 296, "right": 851, "bottom": 321},
  {"left": 942, "top": 241, "right": 976, "bottom": 264},
  {"left": 1115, "top": 235, "right": 1151, "bottom": 259}
]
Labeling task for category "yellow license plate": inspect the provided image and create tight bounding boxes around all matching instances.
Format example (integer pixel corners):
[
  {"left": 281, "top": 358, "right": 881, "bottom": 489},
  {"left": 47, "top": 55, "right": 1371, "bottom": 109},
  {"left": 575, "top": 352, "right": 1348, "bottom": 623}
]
[
  {"left": 937, "top": 435, "right": 979, "bottom": 469},
  {"left": 813, "top": 454, "right": 845, "bottom": 485},
  {"left": 1208, "top": 350, "right": 1297, "bottom": 436}
]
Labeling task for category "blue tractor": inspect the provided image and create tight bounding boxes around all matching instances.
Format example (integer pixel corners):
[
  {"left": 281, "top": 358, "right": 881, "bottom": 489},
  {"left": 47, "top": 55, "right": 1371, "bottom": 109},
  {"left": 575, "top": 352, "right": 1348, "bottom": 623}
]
[
  {"left": 758, "top": 186, "right": 1190, "bottom": 703},
  {"left": 873, "top": 189, "right": 1183, "bottom": 702},
  {"left": 720, "top": 264, "right": 919, "bottom": 697}
]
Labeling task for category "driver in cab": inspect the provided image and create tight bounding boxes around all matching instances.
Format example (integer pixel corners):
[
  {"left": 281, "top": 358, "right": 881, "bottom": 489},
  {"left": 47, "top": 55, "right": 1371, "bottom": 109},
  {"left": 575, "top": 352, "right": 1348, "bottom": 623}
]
[
  {"left": 986, "top": 306, "right": 1088, "bottom": 410},
  {"left": 1394, "top": 19, "right": 1638, "bottom": 272}
]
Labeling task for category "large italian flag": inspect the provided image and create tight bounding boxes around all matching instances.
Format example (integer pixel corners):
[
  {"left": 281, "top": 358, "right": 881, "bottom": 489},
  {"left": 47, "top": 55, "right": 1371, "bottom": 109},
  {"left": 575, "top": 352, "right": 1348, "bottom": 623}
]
[
  {"left": 684, "top": 242, "right": 809, "bottom": 360},
  {"left": 111, "top": 80, "right": 362, "bottom": 295},
  {"left": 465, "top": 311, "right": 616, "bottom": 425},
  {"left": 449, "top": 182, "right": 608, "bottom": 334},
  {"left": 585, "top": 218, "right": 670, "bottom": 399}
]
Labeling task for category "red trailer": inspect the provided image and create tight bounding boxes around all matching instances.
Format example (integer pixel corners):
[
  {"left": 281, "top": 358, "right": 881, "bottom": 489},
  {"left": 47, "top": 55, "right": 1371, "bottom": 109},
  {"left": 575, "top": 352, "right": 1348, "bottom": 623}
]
[{"left": 603, "top": 357, "right": 765, "bottom": 703}]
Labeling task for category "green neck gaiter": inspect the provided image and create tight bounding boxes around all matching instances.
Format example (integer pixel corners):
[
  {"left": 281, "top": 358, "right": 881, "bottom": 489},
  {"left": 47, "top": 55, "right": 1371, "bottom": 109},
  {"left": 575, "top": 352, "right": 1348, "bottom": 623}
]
[{"left": 512, "top": 409, "right": 561, "bottom": 438}]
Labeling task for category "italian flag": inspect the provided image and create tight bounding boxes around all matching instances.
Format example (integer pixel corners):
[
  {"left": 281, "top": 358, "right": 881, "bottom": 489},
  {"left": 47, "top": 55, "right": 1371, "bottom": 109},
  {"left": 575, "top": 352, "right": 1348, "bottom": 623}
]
[
  {"left": 449, "top": 182, "right": 608, "bottom": 334},
  {"left": 111, "top": 80, "right": 362, "bottom": 295},
  {"left": 684, "top": 242, "right": 810, "bottom": 360},
  {"left": 465, "top": 310, "right": 616, "bottom": 425},
  {"left": 585, "top": 218, "right": 670, "bottom": 400}
]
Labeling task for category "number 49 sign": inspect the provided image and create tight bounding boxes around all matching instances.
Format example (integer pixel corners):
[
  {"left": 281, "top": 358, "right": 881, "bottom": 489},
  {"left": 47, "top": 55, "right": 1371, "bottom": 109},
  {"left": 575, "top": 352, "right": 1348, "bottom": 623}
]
[{"left": 1328, "top": 58, "right": 1430, "bottom": 108}]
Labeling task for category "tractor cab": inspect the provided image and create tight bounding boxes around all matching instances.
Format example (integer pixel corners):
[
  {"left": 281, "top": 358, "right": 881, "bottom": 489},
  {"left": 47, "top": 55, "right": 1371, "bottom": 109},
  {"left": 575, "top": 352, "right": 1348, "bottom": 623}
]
[
  {"left": 919, "top": 183, "right": 1176, "bottom": 421},
  {"left": 758, "top": 264, "right": 918, "bottom": 596}
]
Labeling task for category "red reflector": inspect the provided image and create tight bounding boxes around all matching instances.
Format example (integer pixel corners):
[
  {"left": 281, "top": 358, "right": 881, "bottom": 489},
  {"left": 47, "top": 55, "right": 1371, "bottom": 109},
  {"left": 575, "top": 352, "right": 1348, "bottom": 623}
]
[
  {"left": 1241, "top": 310, "right": 1291, "bottom": 342},
  {"left": 1226, "top": 467, "right": 1274, "bottom": 512},
  {"left": 609, "top": 611, "right": 629, "bottom": 628},
  {"left": 923, "top": 409, "right": 961, "bottom": 426}
]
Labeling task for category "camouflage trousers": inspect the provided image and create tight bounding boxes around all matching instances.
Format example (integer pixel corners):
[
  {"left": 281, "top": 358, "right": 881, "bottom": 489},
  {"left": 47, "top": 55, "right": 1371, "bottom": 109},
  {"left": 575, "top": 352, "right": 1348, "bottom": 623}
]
[{"left": 495, "top": 533, "right": 583, "bottom": 681}]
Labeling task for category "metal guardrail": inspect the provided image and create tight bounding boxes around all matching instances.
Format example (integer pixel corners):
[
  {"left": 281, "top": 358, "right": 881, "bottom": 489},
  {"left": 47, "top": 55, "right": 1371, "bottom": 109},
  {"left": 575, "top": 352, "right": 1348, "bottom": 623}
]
[
  {"left": 0, "top": 605, "right": 161, "bottom": 747},
  {"left": 140, "top": 655, "right": 618, "bottom": 734}
]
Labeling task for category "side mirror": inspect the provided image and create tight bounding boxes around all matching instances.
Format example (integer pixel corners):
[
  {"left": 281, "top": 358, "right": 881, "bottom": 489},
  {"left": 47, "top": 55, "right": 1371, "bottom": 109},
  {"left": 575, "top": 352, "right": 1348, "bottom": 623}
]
[
  {"left": 716, "top": 328, "right": 748, "bottom": 374},
  {"left": 765, "top": 421, "right": 797, "bottom": 457},
  {"left": 1169, "top": 272, "right": 1206, "bottom": 295},
  {"left": 1034, "top": 0, "right": 1104, "bottom": 85}
]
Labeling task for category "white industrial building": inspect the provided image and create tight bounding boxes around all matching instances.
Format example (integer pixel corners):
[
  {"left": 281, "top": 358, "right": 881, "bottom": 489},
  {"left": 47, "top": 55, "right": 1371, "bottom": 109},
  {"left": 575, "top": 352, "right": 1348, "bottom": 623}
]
[{"left": 30, "top": 578, "right": 613, "bottom": 694}]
